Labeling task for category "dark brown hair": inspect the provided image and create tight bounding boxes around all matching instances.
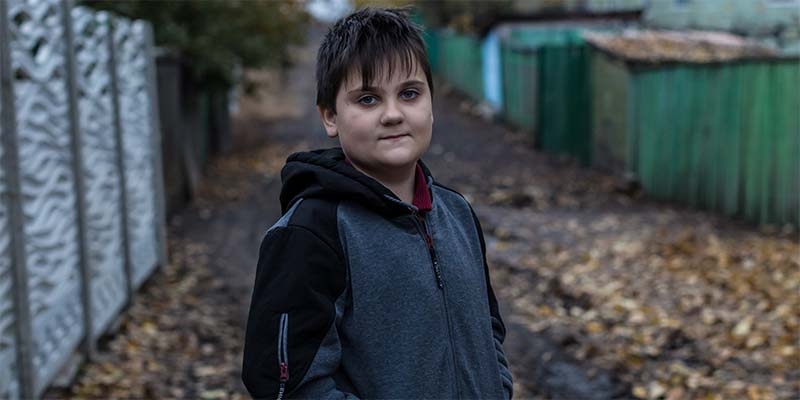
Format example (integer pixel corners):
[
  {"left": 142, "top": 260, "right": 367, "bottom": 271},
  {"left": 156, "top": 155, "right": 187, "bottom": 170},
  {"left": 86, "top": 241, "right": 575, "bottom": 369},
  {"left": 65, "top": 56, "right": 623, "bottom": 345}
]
[{"left": 315, "top": 7, "right": 434, "bottom": 112}]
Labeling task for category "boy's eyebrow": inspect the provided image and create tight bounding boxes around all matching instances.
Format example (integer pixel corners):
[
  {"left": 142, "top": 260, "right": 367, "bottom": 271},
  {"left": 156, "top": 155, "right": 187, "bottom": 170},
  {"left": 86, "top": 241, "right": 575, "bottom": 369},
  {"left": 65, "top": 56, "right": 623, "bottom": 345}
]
[
  {"left": 347, "top": 79, "right": 426, "bottom": 94},
  {"left": 400, "top": 79, "right": 426, "bottom": 87}
]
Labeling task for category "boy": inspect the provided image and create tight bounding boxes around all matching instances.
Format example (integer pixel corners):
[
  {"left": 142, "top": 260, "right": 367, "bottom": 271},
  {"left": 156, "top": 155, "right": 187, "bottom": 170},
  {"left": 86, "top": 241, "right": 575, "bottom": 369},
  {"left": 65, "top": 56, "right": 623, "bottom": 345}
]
[{"left": 242, "top": 7, "right": 513, "bottom": 399}]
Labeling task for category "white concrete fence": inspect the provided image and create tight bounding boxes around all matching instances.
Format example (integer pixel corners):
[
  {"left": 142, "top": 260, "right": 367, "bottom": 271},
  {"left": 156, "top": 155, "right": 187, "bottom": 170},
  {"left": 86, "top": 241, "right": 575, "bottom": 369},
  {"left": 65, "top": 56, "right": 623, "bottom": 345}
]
[{"left": 0, "top": 0, "right": 166, "bottom": 398}]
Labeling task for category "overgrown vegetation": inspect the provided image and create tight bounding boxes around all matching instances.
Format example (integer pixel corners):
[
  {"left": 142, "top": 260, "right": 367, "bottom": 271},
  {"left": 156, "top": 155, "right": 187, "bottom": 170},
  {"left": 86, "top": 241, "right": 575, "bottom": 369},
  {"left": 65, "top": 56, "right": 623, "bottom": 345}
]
[
  {"left": 351, "top": 0, "right": 514, "bottom": 34},
  {"left": 83, "top": 0, "right": 309, "bottom": 89},
  {"left": 413, "top": 0, "right": 514, "bottom": 34}
]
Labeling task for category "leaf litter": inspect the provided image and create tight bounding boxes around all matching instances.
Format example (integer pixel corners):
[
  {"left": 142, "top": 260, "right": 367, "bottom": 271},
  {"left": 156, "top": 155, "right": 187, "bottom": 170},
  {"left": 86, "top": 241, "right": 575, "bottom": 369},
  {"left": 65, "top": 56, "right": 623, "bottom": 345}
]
[
  {"left": 44, "top": 138, "right": 306, "bottom": 399},
  {"left": 476, "top": 199, "right": 799, "bottom": 399}
]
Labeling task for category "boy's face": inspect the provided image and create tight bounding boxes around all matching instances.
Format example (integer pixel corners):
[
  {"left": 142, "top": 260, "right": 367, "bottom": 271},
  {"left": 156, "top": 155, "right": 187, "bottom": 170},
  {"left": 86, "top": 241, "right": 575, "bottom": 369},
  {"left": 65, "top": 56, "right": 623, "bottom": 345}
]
[{"left": 319, "top": 61, "right": 433, "bottom": 177}]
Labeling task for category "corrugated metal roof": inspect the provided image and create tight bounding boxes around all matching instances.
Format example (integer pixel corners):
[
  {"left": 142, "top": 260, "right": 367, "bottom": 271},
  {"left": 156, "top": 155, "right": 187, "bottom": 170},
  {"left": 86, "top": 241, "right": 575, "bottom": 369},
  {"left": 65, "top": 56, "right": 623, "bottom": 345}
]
[{"left": 583, "top": 29, "right": 778, "bottom": 63}]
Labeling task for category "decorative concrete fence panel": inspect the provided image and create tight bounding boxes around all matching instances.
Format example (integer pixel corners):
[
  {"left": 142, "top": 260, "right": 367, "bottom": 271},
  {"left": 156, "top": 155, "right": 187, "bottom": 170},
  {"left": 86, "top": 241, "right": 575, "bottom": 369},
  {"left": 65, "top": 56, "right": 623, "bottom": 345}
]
[
  {"left": 6, "top": 2, "right": 86, "bottom": 396},
  {"left": 0, "top": 0, "right": 166, "bottom": 398},
  {"left": 0, "top": 35, "right": 21, "bottom": 400},
  {"left": 113, "top": 18, "right": 161, "bottom": 290},
  {"left": 71, "top": 7, "right": 127, "bottom": 340}
]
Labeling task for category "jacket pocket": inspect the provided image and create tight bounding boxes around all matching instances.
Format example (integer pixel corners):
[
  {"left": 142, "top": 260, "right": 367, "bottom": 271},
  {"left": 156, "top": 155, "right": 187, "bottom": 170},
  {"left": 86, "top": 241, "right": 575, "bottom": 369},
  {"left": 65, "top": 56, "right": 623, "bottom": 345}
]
[{"left": 277, "top": 313, "right": 289, "bottom": 400}]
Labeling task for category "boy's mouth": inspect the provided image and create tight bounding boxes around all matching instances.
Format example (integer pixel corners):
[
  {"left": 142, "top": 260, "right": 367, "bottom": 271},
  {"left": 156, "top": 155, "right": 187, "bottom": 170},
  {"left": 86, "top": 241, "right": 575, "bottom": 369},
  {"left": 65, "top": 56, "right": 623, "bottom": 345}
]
[{"left": 379, "top": 133, "right": 410, "bottom": 140}]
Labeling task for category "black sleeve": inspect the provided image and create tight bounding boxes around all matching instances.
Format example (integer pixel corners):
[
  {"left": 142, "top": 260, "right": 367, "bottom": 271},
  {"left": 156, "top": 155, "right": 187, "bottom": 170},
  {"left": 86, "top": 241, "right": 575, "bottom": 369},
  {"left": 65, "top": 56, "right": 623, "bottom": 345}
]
[
  {"left": 471, "top": 208, "right": 514, "bottom": 399},
  {"left": 242, "top": 225, "right": 356, "bottom": 399}
]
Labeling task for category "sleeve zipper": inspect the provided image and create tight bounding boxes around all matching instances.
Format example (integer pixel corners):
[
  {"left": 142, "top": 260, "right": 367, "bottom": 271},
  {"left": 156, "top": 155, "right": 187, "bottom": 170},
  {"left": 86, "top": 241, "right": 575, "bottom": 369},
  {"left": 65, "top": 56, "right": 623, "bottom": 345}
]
[{"left": 277, "top": 313, "right": 289, "bottom": 400}]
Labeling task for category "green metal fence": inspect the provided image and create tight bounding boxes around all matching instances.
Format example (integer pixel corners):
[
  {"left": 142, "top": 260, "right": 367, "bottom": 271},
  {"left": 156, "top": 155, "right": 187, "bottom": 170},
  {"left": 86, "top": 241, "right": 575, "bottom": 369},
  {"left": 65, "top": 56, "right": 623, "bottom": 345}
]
[
  {"left": 497, "top": 28, "right": 592, "bottom": 165},
  {"left": 591, "top": 51, "right": 632, "bottom": 173},
  {"left": 500, "top": 43, "right": 538, "bottom": 133},
  {"left": 537, "top": 44, "right": 593, "bottom": 166},
  {"left": 431, "top": 27, "right": 594, "bottom": 167},
  {"left": 429, "top": 24, "right": 799, "bottom": 227},
  {"left": 616, "top": 59, "right": 800, "bottom": 227},
  {"left": 423, "top": 29, "right": 440, "bottom": 75},
  {"left": 510, "top": 27, "right": 584, "bottom": 47},
  {"left": 435, "top": 31, "right": 483, "bottom": 101}
]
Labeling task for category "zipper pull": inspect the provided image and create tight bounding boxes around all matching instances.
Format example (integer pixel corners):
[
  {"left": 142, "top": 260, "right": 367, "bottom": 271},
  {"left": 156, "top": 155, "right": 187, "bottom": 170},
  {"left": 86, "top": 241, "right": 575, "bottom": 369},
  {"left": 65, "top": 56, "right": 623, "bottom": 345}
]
[
  {"left": 433, "top": 258, "right": 443, "bottom": 289},
  {"left": 280, "top": 362, "right": 289, "bottom": 382}
]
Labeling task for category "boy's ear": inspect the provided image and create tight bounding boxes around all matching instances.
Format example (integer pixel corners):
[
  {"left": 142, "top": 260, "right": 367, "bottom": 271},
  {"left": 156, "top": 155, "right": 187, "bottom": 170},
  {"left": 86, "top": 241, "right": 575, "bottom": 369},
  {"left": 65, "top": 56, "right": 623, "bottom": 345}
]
[{"left": 317, "top": 106, "right": 339, "bottom": 138}]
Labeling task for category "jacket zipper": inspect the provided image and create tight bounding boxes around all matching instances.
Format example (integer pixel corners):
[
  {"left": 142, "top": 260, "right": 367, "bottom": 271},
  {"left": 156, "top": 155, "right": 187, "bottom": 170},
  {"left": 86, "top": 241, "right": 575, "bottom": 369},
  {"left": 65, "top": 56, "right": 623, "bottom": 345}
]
[
  {"left": 411, "top": 210, "right": 461, "bottom": 397},
  {"left": 413, "top": 211, "right": 444, "bottom": 289},
  {"left": 277, "top": 313, "right": 289, "bottom": 400}
]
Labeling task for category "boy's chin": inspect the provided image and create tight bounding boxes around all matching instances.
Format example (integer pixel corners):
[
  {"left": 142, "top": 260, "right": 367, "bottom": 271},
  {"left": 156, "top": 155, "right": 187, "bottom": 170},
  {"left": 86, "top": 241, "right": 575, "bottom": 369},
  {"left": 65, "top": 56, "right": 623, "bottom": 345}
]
[
  {"left": 378, "top": 148, "right": 427, "bottom": 167},
  {"left": 351, "top": 153, "right": 423, "bottom": 175}
]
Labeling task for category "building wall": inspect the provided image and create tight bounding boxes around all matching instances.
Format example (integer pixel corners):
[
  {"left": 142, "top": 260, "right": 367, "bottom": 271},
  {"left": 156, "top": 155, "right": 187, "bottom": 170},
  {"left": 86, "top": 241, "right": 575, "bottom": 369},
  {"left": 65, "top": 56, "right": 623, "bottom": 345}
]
[
  {"left": 585, "top": 0, "right": 646, "bottom": 12},
  {"left": 512, "top": 0, "right": 645, "bottom": 13},
  {"left": 510, "top": 0, "right": 800, "bottom": 53},
  {"left": 642, "top": 0, "right": 800, "bottom": 53}
]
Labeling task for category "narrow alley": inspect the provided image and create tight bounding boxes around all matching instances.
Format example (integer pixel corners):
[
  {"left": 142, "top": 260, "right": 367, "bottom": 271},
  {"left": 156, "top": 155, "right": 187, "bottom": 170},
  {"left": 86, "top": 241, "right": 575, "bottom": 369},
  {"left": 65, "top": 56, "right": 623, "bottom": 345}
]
[{"left": 49, "top": 22, "right": 799, "bottom": 400}]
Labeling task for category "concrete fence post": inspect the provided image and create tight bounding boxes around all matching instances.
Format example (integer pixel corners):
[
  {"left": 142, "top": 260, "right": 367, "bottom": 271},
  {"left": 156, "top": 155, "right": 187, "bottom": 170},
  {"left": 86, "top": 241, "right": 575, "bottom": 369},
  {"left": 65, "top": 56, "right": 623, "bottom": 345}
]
[
  {"left": 60, "top": 0, "right": 95, "bottom": 362},
  {"left": 143, "top": 23, "right": 168, "bottom": 268},
  {"left": 0, "top": 0, "right": 35, "bottom": 397},
  {"left": 107, "top": 16, "right": 134, "bottom": 304}
]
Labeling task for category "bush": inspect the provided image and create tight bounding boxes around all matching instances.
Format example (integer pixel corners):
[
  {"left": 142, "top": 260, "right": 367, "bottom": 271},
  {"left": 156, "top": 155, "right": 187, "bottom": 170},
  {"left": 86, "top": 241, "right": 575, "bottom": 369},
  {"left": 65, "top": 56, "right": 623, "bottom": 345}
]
[{"left": 84, "top": 0, "right": 309, "bottom": 89}]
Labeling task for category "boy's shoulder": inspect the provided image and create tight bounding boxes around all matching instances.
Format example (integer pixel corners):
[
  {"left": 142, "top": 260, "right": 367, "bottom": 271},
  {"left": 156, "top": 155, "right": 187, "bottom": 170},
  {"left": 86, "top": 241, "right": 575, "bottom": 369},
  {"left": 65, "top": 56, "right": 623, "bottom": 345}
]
[
  {"left": 269, "top": 179, "right": 480, "bottom": 241},
  {"left": 429, "top": 181, "right": 486, "bottom": 239},
  {"left": 431, "top": 180, "right": 468, "bottom": 202},
  {"left": 267, "top": 197, "right": 341, "bottom": 251},
  {"left": 430, "top": 181, "right": 478, "bottom": 215}
]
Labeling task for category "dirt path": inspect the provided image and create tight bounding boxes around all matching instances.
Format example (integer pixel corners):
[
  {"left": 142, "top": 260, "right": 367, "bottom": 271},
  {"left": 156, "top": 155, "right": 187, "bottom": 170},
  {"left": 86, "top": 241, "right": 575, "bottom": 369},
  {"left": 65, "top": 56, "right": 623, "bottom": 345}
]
[{"left": 50, "top": 23, "right": 798, "bottom": 400}]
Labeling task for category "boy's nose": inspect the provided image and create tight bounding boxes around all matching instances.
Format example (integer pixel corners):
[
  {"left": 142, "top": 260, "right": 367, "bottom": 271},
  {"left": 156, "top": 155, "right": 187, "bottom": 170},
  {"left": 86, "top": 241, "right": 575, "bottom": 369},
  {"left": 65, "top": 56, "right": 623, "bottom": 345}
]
[{"left": 380, "top": 100, "right": 403, "bottom": 126}]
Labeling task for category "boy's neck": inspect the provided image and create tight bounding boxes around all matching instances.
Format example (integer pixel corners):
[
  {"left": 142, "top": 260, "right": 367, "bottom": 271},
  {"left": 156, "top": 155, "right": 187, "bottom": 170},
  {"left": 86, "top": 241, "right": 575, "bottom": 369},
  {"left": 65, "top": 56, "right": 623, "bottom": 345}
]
[{"left": 348, "top": 159, "right": 417, "bottom": 205}]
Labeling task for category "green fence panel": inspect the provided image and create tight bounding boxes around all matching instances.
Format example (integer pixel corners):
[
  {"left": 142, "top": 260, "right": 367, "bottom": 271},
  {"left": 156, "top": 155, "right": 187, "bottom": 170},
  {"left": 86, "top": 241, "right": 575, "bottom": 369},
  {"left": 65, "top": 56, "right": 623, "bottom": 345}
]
[
  {"left": 630, "top": 60, "right": 799, "bottom": 227},
  {"left": 654, "top": 69, "right": 674, "bottom": 199},
  {"left": 537, "top": 44, "right": 592, "bottom": 166},
  {"left": 775, "top": 62, "right": 800, "bottom": 226},
  {"left": 437, "top": 32, "right": 483, "bottom": 102},
  {"left": 538, "top": 47, "right": 556, "bottom": 152},
  {"left": 719, "top": 65, "right": 742, "bottom": 217},
  {"left": 703, "top": 65, "right": 724, "bottom": 212},
  {"left": 570, "top": 45, "right": 592, "bottom": 165},
  {"left": 741, "top": 63, "right": 765, "bottom": 222},
  {"left": 772, "top": 64, "right": 787, "bottom": 223},
  {"left": 501, "top": 42, "right": 511, "bottom": 120},
  {"left": 757, "top": 64, "right": 775, "bottom": 224},
  {"left": 497, "top": 27, "right": 591, "bottom": 143},
  {"left": 591, "top": 52, "right": 630, "bottom": 172},
  {"left": 760, "top": 61, "right": 800, "bottom": 226},
  {"left": 500, "top": 43, "right": 538, "bottom": 135},
  {"left": 423, "top": 29, "right": 439, "bottom": 75},
  {"left": 684, "top": 68, "right": 711, "bottom": 208}
]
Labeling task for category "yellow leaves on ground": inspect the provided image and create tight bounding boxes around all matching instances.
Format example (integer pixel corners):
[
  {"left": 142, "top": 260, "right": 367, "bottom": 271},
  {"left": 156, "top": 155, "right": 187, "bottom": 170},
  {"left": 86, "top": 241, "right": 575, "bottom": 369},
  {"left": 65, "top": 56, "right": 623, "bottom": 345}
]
[{"left": 482, "top": 206, "right": 799, "bottom": 400}]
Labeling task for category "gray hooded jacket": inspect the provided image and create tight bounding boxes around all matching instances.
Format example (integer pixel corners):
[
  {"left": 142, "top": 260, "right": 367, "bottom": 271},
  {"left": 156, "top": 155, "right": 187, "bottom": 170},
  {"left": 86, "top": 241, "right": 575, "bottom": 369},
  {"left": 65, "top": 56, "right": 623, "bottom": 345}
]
[{"left": 242, "top": 148, "right": 513, "bottom": 399}]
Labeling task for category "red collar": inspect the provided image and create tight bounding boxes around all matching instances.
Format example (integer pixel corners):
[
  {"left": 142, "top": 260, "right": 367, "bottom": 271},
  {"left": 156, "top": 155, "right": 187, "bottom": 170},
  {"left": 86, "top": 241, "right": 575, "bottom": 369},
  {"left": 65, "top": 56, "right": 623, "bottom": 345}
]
[
  {"left": 343, "top": 158, "right": 432, "bottom": 212},
  {"left": 412, "top": 163, "right": 432, "bottom": 212}
]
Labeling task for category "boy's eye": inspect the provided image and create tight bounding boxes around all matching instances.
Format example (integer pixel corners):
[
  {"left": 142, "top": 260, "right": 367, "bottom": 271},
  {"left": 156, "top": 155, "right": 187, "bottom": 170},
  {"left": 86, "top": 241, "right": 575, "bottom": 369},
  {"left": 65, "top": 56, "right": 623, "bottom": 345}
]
[
  {"left": 357, "top": 95, "right": 378, "bottom": 105},
  {"left": 400, "top": 89, "right": 419, "bottom": 100}
]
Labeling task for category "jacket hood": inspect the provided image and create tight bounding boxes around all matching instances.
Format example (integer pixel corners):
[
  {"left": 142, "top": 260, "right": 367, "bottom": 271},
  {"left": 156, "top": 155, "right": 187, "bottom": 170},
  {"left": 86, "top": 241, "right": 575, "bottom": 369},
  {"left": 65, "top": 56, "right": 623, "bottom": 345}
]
[{"left": 279, "top": 147, "right": 433, "bottom": 216}]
